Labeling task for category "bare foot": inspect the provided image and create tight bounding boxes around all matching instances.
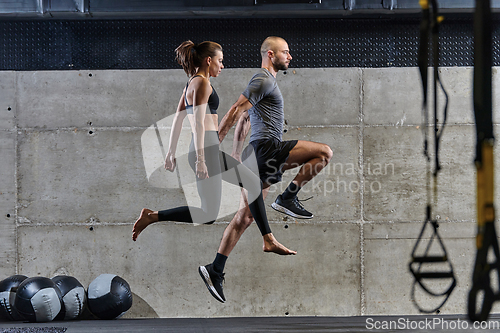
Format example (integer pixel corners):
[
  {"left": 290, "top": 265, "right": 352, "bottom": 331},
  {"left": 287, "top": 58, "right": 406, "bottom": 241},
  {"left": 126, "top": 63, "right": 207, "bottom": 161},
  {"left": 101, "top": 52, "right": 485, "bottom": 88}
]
[
  {"left": 263, "top": 234, "right": 297, "bottom": 255},
  {"left": 132, "top": 208, "right": 158, "bottom": 241}
]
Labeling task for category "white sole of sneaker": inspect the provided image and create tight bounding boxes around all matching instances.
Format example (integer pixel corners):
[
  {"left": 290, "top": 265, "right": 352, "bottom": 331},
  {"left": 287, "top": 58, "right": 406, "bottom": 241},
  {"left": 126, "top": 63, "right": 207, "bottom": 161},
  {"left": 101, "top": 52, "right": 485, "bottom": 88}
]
[
  {"left": 198, "top": 266, "right": 225, "bottom": 303},
  {"left": 271, "top": 202, "right": 314, "bottom": 219}
]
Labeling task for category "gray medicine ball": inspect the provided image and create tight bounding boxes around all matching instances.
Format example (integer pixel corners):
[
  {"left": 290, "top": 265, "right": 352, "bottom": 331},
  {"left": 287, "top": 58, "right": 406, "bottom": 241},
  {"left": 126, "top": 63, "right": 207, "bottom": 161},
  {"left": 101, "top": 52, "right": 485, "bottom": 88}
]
[
  {"left": 0, "top": 275, "right": 28, "bottom": 321},
  {"left": 14, "top": 276, "right": 63, "bottom": 322},
  {"left": 52, "top": 275, "right": 86, "bottom": 320},
  {"left": 87, "top": 274, "right": 132, "bottom": 320}
]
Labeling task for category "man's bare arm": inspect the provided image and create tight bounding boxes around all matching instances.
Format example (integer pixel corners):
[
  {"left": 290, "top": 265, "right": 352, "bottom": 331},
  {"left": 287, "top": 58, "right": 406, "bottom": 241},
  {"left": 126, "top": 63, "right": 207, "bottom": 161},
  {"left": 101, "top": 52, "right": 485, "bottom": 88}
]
[
  {"left": 231, "top": 111, "right": 250, "bottom": 161},
  {"left": 218, "top": 94, "right": 253, "bottom": 143}
]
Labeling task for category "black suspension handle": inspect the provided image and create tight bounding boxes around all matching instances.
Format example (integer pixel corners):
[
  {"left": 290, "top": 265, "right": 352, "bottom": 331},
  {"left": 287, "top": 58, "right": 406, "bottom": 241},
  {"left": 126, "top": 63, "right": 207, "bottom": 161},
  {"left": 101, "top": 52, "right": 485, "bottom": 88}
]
[
  {"left": 409, "top": 0, "right": 456, "bottom": 314},
  {"left": 468, "top": 209, "right": 499, "bottom": 322},
  {"left": 468, "top": 0, "right": 499, "bottom": 322}
]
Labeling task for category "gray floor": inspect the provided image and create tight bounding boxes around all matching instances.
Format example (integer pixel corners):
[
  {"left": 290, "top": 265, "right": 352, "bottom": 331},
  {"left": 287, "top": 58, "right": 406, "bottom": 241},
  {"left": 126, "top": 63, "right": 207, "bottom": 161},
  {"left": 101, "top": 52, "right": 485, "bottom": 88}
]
[{"left": 1, "top": 314, "right": 500, "bottom": 333}]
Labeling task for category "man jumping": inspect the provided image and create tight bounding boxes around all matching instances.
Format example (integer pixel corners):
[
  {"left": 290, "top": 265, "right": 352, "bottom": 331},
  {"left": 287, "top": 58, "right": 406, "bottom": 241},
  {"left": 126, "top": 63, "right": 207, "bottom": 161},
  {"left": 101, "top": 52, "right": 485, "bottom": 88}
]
[{"left": 199, "top": 36, "right": 333, "bottom": 303}]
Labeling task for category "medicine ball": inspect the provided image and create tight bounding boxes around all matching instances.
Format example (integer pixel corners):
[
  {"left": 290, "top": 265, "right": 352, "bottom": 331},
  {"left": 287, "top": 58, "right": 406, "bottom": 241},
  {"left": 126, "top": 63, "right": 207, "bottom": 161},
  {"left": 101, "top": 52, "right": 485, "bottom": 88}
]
[
  {"left": 87, "top": 274, "right": 133, "bottom": 320},
  {"left": 52, "top": 275, "right": 86, "bottom": 320},
  {"left": 14, "top": 276, "right": 63, "bottom": 322},
  {"left": 0, "top": 275, "right": 28, "bottom": 321}
]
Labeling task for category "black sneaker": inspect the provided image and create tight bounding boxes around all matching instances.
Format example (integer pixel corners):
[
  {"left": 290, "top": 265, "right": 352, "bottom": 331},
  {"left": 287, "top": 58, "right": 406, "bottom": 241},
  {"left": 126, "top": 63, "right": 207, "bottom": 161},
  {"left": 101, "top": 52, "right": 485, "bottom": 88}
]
[
  {"left": 271, "top": 194, "right": 314, "bottom": 219},
  {"left": 198, "top": 264, "right": 226, "bottom": 303}
]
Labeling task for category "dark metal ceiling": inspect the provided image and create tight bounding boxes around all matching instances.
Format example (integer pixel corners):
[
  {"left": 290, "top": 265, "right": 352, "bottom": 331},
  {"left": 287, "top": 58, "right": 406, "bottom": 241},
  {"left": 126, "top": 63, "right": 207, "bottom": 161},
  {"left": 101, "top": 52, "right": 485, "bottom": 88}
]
[{"left": 1, "top": 0, "right": 499, "bottom": 19}]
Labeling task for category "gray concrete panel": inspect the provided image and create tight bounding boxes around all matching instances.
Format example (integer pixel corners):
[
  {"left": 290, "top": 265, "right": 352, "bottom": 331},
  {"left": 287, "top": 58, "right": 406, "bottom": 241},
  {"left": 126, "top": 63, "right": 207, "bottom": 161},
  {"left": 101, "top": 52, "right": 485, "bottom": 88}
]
[
  {"left": 363, "top": 67, "right": 477, "bottom": 126},
  {"left": 17, "top": 128, "right": 186, "bottom": 224},
  {"left": 0, "top": 201, "right": 16, "bottom": 278},
  {"left": 363, "top": 126, "right": 427, "bottom": 222},
  {"left": 0, "top": 131, "right": 15, "bottom": 195},
  {"left": 363, "top": 68, "right": 422, "bottom": 126},
  {"left": 363, "top": 222, "right": 490, "bottom": 315},
  {"left": 432, "top": 125, "right": 476, "bottom": 222},
  {"left": 18, "top": 222, "right": 360, "bottom": 317},
  {"left": 0, "top": 130, "right": 16, "bottom": 277},
  {"left": 363, "top": 125, "right": 478, "bottom": 222},
  {"left": 16, "top": 70, "right": 188, "bottom": 128},
  {"left": 438, "top": 67, "right": 474, "bottom": 125},
  {"left": 0, "top": 72, "right": 16, "bottom": 130},
  {"left": 277, "top": 68, "right": 361, "bottom": 126}
]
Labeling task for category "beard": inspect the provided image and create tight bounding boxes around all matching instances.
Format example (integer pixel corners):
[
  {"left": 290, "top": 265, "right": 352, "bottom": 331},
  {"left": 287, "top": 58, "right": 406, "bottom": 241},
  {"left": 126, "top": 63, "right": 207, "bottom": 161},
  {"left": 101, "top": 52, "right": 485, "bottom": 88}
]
[{"left": 272, "top": 57, "right": 289, "bottom": 71}]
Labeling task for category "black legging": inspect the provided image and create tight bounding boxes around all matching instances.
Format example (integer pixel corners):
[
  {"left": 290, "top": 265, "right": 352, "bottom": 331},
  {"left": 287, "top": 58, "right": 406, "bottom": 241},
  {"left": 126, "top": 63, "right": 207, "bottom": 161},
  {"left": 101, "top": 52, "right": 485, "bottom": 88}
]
[{"left": 158, "top": 131, "right": 271, "bottom": 236}]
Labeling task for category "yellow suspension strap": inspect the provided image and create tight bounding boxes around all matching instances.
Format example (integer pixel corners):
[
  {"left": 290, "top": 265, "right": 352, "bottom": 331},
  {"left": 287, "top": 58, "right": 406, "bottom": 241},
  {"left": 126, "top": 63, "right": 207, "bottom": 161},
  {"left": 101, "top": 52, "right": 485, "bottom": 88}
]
[
  {"left": 468, "top": 0, "right": 500, "bottom": 322},
  {"left": 409, "top": 0, "right": 456, "bottom": 314}
]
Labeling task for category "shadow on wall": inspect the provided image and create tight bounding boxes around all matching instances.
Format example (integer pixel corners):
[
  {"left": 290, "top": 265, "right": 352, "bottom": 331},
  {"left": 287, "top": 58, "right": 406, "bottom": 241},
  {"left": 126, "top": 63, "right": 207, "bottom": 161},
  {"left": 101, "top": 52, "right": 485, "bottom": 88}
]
[{"left": 123, "top": 293, "right": 159, "bottom": 319}]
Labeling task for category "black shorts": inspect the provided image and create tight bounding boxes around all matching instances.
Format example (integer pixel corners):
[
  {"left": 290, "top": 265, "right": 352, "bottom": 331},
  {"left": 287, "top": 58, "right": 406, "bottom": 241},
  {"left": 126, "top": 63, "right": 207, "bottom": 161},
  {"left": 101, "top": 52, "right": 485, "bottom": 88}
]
[{"left": 242, "top": 138, "right": 298, "bottom": 185}]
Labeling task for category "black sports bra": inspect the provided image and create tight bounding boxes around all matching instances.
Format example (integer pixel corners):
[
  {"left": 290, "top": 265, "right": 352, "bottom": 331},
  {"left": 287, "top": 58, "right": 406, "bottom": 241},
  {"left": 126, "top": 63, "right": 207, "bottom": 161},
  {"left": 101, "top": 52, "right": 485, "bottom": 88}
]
[{"left": 184, "top": 75, "right": 219, "bottom": 115}]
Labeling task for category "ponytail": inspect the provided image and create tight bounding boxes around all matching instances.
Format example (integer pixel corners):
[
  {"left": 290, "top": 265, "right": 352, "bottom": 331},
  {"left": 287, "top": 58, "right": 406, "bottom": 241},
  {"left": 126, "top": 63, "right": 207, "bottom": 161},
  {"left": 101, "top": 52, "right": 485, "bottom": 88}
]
[{"left": 175, "top": 40, "right": 222, "bottom": 77}]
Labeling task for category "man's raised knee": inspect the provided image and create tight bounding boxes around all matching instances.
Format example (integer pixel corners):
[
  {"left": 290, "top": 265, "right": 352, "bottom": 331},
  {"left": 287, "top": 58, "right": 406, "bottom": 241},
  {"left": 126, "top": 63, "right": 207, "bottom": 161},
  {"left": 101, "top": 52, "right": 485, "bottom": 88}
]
[{"left": 321, "top": 144, "right": 333, "bottom": 164}]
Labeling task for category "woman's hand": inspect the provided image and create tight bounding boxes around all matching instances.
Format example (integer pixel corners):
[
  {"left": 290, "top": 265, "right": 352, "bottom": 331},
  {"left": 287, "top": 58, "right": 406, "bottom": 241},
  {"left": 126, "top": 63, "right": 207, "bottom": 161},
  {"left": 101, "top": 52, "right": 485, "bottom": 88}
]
[
  {"left": 164, "top": 152, "right": 177, "bottom": 172},
  {"left": 196, "top": 160, "right": 209, "bottom": 179}
]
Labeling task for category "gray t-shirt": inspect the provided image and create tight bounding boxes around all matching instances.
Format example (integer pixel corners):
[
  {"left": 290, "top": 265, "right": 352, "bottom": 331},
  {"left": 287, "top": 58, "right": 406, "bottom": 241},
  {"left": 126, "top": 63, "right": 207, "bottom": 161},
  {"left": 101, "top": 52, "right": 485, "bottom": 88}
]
[{"left": 242, "top": 68, "right": 284, "bottom": 143}]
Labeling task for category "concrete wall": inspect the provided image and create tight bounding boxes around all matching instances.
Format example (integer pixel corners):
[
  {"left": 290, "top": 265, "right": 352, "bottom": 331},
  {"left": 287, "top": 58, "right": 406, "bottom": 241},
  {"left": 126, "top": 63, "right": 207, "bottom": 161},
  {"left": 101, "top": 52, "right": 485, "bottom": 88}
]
[{"left": 1, "top": 67, "right": 499, "bottom": 318}]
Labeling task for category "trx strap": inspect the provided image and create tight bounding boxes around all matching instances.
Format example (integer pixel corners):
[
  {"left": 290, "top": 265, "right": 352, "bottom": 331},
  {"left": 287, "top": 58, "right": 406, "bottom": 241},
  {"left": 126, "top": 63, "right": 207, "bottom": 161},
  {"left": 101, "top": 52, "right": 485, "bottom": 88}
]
[
  {"left": 409, "top": 0, "right": 456, "bottom": 314},
  {"left": 468, "top": 0, "right": 500, "bottom": 322}
]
